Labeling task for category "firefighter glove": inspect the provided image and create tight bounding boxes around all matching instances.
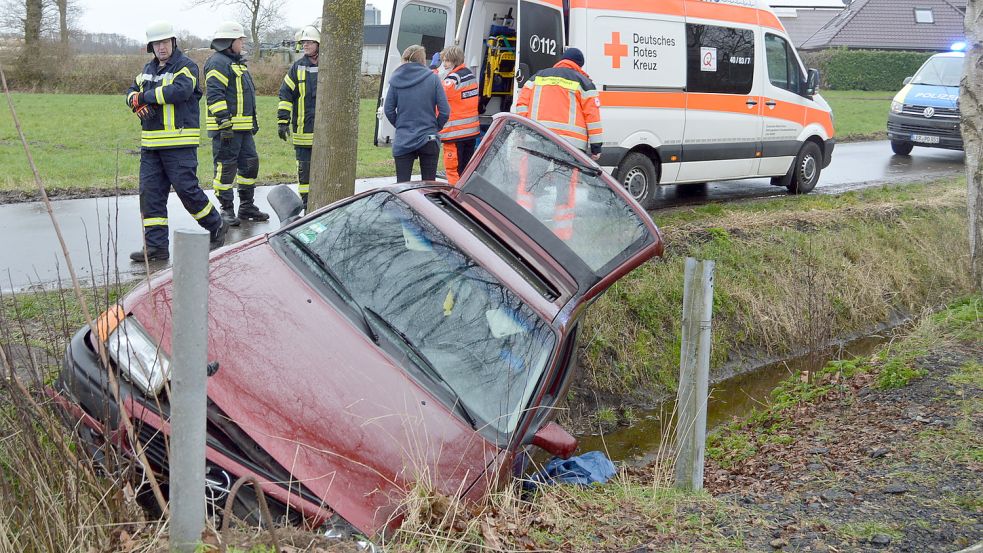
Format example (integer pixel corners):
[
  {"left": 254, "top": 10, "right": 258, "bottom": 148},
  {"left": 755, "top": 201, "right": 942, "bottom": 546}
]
[
  {"left": 217, "top": 117, "right": 234, "bottom": 144},
  {"left": 278, "top": 123, "right": 290, "bottom": 141},
  {"left": 128, "top": 94, "right": 155, "bottom": 121}
]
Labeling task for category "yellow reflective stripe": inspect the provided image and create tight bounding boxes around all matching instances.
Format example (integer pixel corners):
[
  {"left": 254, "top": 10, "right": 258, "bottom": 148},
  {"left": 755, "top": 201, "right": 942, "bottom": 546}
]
[
  {"left": 213, "top": 182, "right": 233, "bottom": 191},
  {"left": 208, "top": 101, "right": 229, "bottom": 114},
  {"left": 237, "top": 176, "right": 256, "bottom": 186},
  {"left": 141, "top": 137, "right": 201, "bottom": 148},
  {"left": 533, "top": 75, "right": 581, "bottom": 91},
  {"left": 232, "top": 65, "right": 246, "bottom": 119},
  {"left": 161, "top": 73, "right": 175, "bottom": 130},
  {"left": 206, "top": 69, "right": 229, "bottom": 86},
  {"left": 142, "top": 128, "right": 200, "bottom": 138},
  {"left": 191, "top": 202, "right": 214, "bottom": 220},
  {"left": 175, "top": 66, "right": 197, "bottom": 89},
  {"left": 283, "top": 75, "right": 296, "bottom": 90},
  {"left": 143, "top": 217, "right": 168, "bottom": 227},
  {"left": 278, "top": 100, "right": 292, "bottom": 111},
  {"left": 155, "top": 86, "right": 165, "bottom": 104},
  {"left": 292, "top": 133, "right": 313, "bottom": 146},
  {"left": 298, "top": 183, "right": 310, "bottom": 193},
  {"left": 297, "top": 68, "right": 306, "bottom": 139}
]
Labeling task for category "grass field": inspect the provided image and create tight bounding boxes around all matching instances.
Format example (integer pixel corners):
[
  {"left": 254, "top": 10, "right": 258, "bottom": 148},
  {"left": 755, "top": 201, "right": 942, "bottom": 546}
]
[
  {"left": 0, "top": 94, "right": 394, "bottom": 195},
  {"left": 820, "top": 89, "right": 894, "bottom": 141}
]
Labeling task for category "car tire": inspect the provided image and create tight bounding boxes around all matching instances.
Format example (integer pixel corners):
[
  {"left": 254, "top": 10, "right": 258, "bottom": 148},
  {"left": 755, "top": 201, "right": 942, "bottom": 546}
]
[
  {"left": 891, "top": 140, "right": 914, "bottom": 156},
  {"left": 787, "top": 141, "right": 822, "bottom": 195},
  {"left": 615, "top": 152, "right": 659, "bottom": 210}
]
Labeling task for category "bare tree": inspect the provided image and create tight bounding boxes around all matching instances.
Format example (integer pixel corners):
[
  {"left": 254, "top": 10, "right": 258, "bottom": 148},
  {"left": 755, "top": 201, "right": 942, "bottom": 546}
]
[
  {"left": 187, "top": 0, "right": 285, "bottom": 53},
  {"left": 308, "top": 0, "right": 365, "bottom": 210},
  {"left": 963, "top": 0, "right": 982, "bottom": 291},
  {"left": 1, "top": 0, "right": 77, "bottom": 46}
]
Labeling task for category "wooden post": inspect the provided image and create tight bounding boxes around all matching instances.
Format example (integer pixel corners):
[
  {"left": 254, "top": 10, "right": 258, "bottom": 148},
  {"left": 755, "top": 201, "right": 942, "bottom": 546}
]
[
  {"left": 674, "top": 257, "right": 715, "bottom": 491},
  {"left": 169, "top": 230, "right": 210, "bottom": 553}
]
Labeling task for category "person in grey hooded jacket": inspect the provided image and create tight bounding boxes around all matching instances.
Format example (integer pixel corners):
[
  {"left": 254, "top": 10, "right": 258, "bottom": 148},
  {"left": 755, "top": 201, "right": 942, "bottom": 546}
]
[{"left": 384, "top": 45, "right": 450, "bottom": 182}]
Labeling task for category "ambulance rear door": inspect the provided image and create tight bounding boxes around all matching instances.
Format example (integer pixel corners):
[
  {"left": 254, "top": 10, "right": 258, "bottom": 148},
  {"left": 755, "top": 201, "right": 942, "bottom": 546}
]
[
  {"left": 515, "top": 0, "right": 566, "bottom": 93},
  {"left": 375, "top": 0, "right": 457, "bottom": 146}
]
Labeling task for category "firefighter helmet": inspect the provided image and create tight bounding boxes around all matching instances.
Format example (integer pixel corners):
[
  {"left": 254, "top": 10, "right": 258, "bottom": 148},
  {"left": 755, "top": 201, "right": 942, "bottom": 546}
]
[
  {"left": 145, "top": 20, "right": 176, "bottom": 53},
  {"left": 211, "top": 21, "right": 246, "bottom": 51},
  {"left": 298, "top": 25, "right": 320, "bottom": 43}
]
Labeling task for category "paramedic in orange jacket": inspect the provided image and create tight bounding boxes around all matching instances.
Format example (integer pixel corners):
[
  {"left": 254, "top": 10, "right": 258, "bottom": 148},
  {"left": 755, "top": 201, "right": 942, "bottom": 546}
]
[
  {"left": 514, "top": 47, "right": 602, "bottom": 160},
  {"left": 438, "top": 46, "right": 480, "bottom": 184},
  {"left": 513, "top": 48, "right": 601, "bottom": 241}
]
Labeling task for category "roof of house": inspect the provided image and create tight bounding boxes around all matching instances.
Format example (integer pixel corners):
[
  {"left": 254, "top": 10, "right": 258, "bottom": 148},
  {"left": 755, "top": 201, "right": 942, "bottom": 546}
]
[
  {"left": 363, "top": 25, "right": 390, "bottom": 45},
  {"left": 799, "top": 0, "right": 968, "bottom": 51},
  {"left": 777, "top": 8, "right": 843, "bottom": 47}
]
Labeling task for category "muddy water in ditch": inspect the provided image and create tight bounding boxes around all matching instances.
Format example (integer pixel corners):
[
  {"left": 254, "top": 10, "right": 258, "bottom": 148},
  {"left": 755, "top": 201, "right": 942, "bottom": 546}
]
[{"left": 576, "top": 333, "right": 891, "bottom": 465}]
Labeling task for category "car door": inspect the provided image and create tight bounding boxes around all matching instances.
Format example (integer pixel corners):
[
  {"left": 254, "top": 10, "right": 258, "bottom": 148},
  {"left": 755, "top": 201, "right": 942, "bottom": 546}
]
[
  {"left": 758, "top": 32, "right": 809, "bottom": 177},
  {"left": 515, "top": 0, "right": 566, "bottom": 92},
  {"left": 454, "top": 113, "right": 664, "bottom": 312},
  {"left": 375, "top": 0, "right": 457, "bottom": 146}
]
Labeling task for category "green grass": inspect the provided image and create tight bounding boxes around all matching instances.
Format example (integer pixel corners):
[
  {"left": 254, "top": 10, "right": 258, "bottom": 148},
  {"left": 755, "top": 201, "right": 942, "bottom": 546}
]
[
  {"left": 0, "top": 94, "right": 394, "bottom": 194},
  {"left": 821, "top": 89, "right": 894, "bottom": 142}
]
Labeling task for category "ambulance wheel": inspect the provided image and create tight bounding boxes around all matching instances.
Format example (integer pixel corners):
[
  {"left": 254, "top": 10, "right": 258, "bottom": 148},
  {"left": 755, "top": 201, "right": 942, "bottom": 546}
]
[
  {"left": 891, "top": 140, "right": 914, "bottom": 156},
  {"left": 787, "top": 142, "right": 822, "bottom": 195},
  {"left": 616, "top": 152, "right": 659, "bottom": 210}
]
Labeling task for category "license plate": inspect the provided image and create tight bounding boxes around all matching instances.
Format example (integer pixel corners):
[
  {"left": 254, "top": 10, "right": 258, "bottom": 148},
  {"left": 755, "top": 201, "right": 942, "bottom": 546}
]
[{"left": 911, "top": 134, "right": 940, "bottom": 144}]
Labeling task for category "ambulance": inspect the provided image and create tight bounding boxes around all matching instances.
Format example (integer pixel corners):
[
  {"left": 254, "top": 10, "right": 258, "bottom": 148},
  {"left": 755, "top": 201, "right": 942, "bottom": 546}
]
[{"left": 376, "top": 0, "right": 835, "bottom": 209}]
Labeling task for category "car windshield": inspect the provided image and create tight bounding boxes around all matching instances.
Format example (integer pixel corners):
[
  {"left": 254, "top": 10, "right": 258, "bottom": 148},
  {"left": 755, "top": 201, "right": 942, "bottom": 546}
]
[
  {"left": 911, "top": 55, "right": 963, "bottom": 87},
  {"left": 285, "top": 192, "right": 556, "bottom": 443}
]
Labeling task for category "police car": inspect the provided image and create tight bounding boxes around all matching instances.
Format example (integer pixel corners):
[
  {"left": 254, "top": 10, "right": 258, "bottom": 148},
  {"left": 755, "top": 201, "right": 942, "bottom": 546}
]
[{"left": 887, "top": 47, "right": 965, "bottom": 155}]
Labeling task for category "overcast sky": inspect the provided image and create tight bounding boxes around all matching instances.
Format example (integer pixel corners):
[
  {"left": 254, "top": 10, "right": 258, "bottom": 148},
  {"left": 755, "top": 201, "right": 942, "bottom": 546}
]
[{"left": 78, "top": 0, "right": 392, "bottom": 42}]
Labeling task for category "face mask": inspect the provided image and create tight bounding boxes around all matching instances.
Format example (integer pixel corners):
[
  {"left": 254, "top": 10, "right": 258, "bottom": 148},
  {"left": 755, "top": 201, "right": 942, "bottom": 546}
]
[{"left": 437, "top": 66, "right": 451, "bottom": 79}]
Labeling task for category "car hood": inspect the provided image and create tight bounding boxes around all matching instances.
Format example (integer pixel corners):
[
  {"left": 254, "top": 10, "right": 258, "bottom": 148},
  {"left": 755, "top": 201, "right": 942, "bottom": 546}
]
[
  {"left": 903, "top": 84, "right": 960, "bottom": 108},
  {"left": 128, "top": 240, "right": 500, "bottom": 536}
]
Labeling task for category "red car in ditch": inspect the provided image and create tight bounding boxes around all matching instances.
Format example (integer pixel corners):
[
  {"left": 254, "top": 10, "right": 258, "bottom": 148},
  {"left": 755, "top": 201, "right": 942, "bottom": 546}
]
[{"left": 53, "top": 114, "right": 663, "bottom": 540}]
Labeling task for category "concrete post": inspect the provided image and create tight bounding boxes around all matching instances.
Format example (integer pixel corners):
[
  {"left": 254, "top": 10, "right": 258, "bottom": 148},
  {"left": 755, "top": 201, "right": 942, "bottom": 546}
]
[
  {"left": 674, "top": 257, "right": 715, "bottom": 491},
  {"left": 169, "top": 230, "right": 210, "bottom": 553}
]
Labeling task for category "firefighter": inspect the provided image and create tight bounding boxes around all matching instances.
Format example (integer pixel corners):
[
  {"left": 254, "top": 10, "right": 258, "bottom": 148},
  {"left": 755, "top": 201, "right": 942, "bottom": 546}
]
[
  {"left": 277, "top": 25, "right": 319, "bottom": 210},
  {"left": 204, "top": 21, "right": 269, "bottom": 227},
  {"left": 125, "top": 20, "right": 226, "bottom": 262},
  {"left": 514, "top": 47, "right": 603, "bottom": 160},
  {"left": 438, "top": 46, "right": 479, "bottom": 185}
]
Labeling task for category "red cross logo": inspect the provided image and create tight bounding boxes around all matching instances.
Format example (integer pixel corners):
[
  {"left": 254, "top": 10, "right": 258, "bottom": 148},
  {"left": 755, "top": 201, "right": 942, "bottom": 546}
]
[{"left": 604, "top": 32, "right": 628, "bottom": 69}]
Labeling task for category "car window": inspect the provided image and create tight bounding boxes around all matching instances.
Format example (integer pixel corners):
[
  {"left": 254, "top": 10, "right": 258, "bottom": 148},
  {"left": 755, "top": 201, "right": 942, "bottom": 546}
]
[
  {"left": 765, "top": 33, "right": 802, "bottom": 94},
  {"left": 911, "top": 55, "right": 963, "bottom": 87},
  {"left": 288, "top": 192, "right": 556, "bottom": 443},
  {"left": 467, "top": 120, "right": 648, "bottom": 273}
]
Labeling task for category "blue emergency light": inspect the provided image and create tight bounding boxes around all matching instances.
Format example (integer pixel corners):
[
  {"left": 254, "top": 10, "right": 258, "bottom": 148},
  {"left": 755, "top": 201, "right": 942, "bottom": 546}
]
[{"left": 950, "top": 41, "right": 967, "bottom": 52}]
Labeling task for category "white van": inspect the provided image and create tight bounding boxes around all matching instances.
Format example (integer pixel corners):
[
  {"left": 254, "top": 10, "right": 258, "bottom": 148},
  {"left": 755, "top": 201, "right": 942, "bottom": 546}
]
[{"left": 375, "top": 0, "right": 835, "bottom": 208}]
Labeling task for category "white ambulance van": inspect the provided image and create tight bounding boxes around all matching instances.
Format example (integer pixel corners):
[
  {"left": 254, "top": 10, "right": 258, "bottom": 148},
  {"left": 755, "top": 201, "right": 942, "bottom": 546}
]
[{"left": 375, "top": 0, "right": 835, "bottom": 209}]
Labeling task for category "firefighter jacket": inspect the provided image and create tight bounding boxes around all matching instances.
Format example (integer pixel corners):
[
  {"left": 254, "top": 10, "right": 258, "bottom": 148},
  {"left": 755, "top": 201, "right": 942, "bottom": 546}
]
[
  {"left": 277, "top": 55, "right": 318, "bottom": 147},
  {"left": 204, "top": 50, "right": 258, "bottom": 133},
  {"left": 125, "top": 48, "right": 202, "bottom": 149},
  {"left": 439, "top": 64, "right": 479, "bottom": 142},
  {"left": 515, "top": 59, "right": 603, "bottom": 155}
]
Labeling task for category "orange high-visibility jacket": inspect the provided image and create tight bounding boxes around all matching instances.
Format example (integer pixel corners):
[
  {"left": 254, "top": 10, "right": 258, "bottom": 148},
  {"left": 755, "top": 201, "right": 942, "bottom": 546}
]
[
  {"left": 439, "top": 65, "right": 480, "bottom": 142},
  {"left": 514, "top": 59, "right": 603, "bottom": 155}
]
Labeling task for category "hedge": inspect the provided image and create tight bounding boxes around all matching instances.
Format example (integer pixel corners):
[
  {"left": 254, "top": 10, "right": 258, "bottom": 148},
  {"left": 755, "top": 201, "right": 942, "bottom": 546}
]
[{"left": 800, "top": 48, "right": 935, "bottom": 91}]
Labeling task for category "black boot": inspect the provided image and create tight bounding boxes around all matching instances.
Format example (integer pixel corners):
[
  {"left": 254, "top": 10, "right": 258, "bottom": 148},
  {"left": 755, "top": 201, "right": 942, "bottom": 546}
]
[
  {"left": 237, "top": 186, "right": 270, "bottom": 221},
  {"left": 129, "top": 246, "right": 169, "bottom": 262},
  {"left": 218, "top": 189, "right": 240, "bottom": 227},
  {"left": 209, "top": 218, "right": 228, "bottom": 250},
  {"left": 300, "top": 192, "right": 309, "bottom": 212}
]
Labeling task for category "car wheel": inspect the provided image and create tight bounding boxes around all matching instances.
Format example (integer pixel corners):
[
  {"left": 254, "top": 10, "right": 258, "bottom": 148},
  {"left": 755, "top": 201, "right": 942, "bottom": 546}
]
[
  {"left": 891, "top": 140, "right": 914, "bottom": 156},
  {"left": 615, "top": 152, "right": 659, "bottom": 210},
  {"left": 787, "top": 142, "right": 822, "bottom": 195}
]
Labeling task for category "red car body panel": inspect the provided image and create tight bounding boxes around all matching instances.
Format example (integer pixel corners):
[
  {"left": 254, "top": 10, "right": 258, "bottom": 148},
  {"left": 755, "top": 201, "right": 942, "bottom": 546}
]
[{"left": 128, "top": 241, "right": 502, "bottom": 535}]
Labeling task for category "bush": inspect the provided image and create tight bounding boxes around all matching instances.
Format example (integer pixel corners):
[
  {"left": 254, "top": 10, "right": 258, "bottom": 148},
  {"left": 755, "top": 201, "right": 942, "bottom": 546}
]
[{"left": 801, "top": 48, "right": 935, "bottom": 91}]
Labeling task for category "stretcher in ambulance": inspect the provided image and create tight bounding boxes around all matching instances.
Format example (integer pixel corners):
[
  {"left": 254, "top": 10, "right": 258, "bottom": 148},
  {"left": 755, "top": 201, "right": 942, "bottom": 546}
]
[{"left": 376, "top": 0, "right": 835, "bottom": 209}]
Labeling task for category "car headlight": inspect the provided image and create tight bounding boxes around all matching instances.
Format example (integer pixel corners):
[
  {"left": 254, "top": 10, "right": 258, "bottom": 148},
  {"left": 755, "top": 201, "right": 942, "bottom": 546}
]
[
  {"left": 890, "top": 101, "right": 903, "bottom": 114},
  {"left": 105, "top": 317, "right": 171, "bottom": 396}
]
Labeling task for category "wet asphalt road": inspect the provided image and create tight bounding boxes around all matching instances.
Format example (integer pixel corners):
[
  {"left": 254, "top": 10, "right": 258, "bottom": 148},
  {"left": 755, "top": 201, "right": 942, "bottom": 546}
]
[{"left": 0, "top": 141, "right": 964, "bottom": 292}]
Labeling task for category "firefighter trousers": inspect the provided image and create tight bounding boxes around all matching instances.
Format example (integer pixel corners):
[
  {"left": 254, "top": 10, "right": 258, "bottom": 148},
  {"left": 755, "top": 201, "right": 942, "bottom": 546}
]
[
  {"left": 139, "top": 147, "right": 221, "bottom": 249},
  {"left": 295, "top": 146, "right": 311, "bottom": 208},
  {"left": 211, "top": 131, "right": 260, "bottom": 208}
]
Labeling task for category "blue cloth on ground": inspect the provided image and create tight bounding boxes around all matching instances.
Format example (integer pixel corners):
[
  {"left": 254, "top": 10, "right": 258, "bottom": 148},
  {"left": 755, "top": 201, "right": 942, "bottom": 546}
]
[{"left": 525, "top": 451, "right": 617, "bottom": 490}]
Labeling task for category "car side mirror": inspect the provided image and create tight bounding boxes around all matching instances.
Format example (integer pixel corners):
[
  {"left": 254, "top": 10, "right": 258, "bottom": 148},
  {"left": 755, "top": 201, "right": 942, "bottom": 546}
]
[
  {"left": 531, "top": 422, "right": 577, "bottom": 459},
  {"left": 804, "top": 68, "right": 820, "bottom": 98},
  {"left": 267, "top": 184, "right": 305, "bottom": 227},
  {"left": 903, "top": 76, "right": 912, "bottom": 85}
]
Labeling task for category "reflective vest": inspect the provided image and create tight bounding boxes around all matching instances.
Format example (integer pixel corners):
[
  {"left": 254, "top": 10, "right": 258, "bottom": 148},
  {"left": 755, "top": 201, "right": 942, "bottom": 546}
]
[
  {"left": 125, "top": 49, "right": 201, "bottom": 150},
  {"left": 514, "top": 59, "right": 603, "bottom": 154},
  {"left": 439, "top": 65, "right": 480, "bottom": 142},
  {"left": 277, "top": 55, "right": 318, "bottom": 147},
  {"left": 203, "top": 50, "right": 257, "bottom": 132}
]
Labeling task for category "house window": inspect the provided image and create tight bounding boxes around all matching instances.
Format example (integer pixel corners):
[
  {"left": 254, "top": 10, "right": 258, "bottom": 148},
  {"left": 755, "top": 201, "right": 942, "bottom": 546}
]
[{"left": 914, "top": 8, "right": 935, "bottom": 23}]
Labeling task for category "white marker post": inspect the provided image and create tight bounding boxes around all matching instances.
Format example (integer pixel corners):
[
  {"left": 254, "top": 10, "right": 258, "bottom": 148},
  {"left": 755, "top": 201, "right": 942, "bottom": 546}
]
[
  {"left": 169, "top": 229, "right": 210, "bottom": 552},
  {"left": 674, "top": 257, "right": 714, "bottom": 491}
]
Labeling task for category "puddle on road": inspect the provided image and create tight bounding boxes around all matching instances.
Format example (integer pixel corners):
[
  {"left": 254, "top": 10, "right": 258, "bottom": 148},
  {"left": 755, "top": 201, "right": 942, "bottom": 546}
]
[{"left": 576, "top": 333, "right": 892, "bottom": 465}]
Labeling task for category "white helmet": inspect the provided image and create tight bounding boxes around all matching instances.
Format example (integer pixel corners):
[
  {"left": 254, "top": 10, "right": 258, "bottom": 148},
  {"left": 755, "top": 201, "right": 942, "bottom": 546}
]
[
  {"left": 145, "top": 20, "right": 176, "bottom": 53},
  {"left": 211, "top": 21, "right": 246, "bottom": 51},
  {"left": 298, "top": 25, "right": 320, "bottom": 43}
]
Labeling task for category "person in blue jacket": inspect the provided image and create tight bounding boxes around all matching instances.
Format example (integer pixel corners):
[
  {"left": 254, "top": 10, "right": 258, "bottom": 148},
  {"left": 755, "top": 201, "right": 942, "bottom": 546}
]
[
  {"left": 384, "top": 45, "right": 450, "bottom": 182},
  {"left": 125, "top": 20, "right": 227, "bottom": 262}
]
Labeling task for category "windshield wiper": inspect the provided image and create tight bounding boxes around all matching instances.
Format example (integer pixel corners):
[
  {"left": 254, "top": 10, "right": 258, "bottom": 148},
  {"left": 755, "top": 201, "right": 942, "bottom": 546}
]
[
  {"left": 286, "top": 233, "right": 378, "bottom": 343},
  {"left": 362, "top": 306, "right": 478, "bottom": 429},
  {"left": 517, "top": 145, "right": 600, "bottom": 177}
]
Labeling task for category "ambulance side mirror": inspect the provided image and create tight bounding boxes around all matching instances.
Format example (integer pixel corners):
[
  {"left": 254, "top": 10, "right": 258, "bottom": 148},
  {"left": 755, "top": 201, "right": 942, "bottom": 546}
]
[
  {"left": 804, "top": 68, "right": 820, "bottom": 98},
  {"left": 903, "top": 76, "right": 912, "bottom": 85}
]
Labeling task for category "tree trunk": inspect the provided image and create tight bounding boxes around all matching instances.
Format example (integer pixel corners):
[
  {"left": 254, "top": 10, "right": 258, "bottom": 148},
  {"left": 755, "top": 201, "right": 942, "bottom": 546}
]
[
  {"left": 250, "top": 6, "right": 260, "bottom": 58},
  {"left": 57, "top": 0, "right": 69, "bottom": 46},
  {"left": 308, "top": 0, "right": 365, "bottom": 210},
  {"left": 963, "top": 0, "right": 983, "bottom": 292},
  {"left": 24, "top": 0, "right": 42, "bottom": 46}
]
